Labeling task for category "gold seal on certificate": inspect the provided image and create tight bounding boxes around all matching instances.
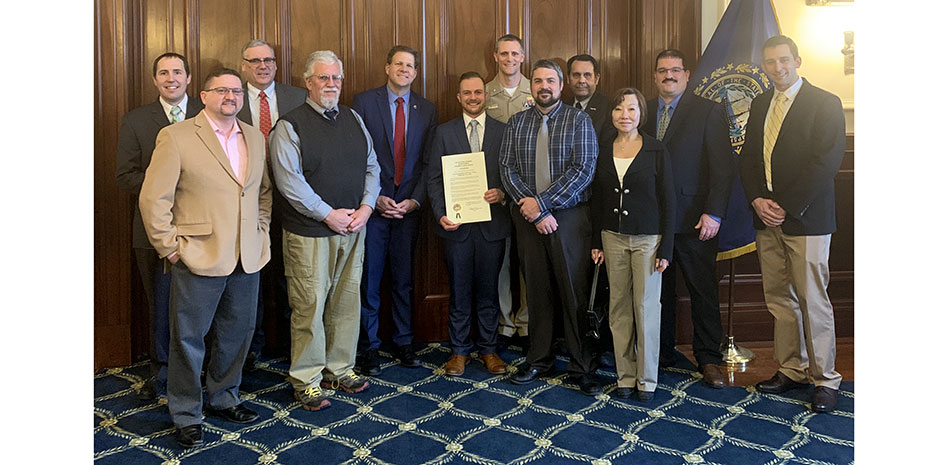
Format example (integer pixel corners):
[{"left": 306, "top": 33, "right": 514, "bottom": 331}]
[{"left": 441, "top": 151, "right": 491, "bottom": 224}]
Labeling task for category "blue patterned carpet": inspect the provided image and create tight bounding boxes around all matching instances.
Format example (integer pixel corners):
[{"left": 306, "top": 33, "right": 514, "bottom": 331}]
[{"left": 94, "top": 344, "right": 853, "bottom": 464}]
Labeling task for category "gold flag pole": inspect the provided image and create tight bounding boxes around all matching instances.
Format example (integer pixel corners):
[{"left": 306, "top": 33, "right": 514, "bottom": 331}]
[{"left": 720, "top": 257, "right": 755, "bottom": 366}]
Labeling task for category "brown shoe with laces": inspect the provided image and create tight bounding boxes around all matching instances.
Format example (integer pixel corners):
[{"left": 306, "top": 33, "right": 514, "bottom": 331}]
[
  {"left": 443, "top": 354, "right": 468, "bottom": 376},
  {"left": 481, "top": 353, "right": 507, "bottom": 374}
]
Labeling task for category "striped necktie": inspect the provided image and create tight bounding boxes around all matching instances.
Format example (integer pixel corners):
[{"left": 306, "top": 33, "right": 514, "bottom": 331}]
[
  {"left": 656, "top": 104, "right": 671, "bottom": 140},
  {"left": 170, "top": 105, "right": 183, "bottom": 124},
  {"left": 763, "top": 93, "right": 788, "bottom": 191}
]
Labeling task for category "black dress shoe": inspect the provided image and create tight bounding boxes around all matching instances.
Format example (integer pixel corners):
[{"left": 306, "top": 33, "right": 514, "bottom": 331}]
[
  {"left": 355, "top": 349, "right": 381, "bottom": 376},
  {"left": 205, "top": 404, "right": 260, "bottom": 424},
  {"left": 243, "top": 352, "right": 259, "bottom": 373},
  {"left": 396, "top": 344, "right": 420, "bottom": 368},
  {"left": 137, "top": 378, "right": 157, "bottom": 401},
  {"left": 613, "top": 387, "right": 634, "bottom": 398},
  {"left": 510, "top": 363, "right": 555, "bottom": 384},
  {"left": 811, "top": 386, "right": 839, "bottom": 413},
  {"left": 756, "top": 372, "right": 810, "bottom": 394},
  {"left": 570, "top": 374, "right": 601, "bottom": 396},
  {"left": 635, "top": 390, "right": 654, "bottom": 402},
  {"left": 177, "top": 424, "right": 204, "bottom": 448}
]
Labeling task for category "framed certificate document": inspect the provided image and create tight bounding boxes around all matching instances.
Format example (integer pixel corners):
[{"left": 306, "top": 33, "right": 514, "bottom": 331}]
[{"left": 441, "top": 151, "right": 491, "bottom": 224}]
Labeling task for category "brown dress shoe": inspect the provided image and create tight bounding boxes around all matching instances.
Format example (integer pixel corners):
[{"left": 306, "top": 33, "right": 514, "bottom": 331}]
[
  {"left": 756, "top": 371, "right": 810, "bottom": 394},
  {"left": 481, "top": 353, "right": 508, "bottom": 374},
  {"left": 701, "top": 364, "right": 726, "bottom": 388},
  {"left": 443, "top": 354, "right": 468, "bottom": 376}
]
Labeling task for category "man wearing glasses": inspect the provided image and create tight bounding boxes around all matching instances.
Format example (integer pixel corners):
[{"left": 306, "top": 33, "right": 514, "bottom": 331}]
[
  {"left": 140, "top": 68, "right": 272, "bottom": 448},
  {"left": 269, "top": 51, "right": 380, "bottom": 412},
  {"left": 352, "top": 45, "right": 438, "bottom": 376},
  {"left": 237, "top": 39, "right": 307, "bottom": 371}
]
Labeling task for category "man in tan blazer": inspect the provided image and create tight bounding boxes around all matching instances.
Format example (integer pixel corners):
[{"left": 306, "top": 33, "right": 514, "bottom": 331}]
[{"left": 139, "top": 67, "right": 272, "bottom": 448}]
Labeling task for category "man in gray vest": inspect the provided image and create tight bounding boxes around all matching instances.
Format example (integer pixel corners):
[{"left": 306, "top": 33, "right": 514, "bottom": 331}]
[{"left": 269, "top": 50, "right": 381, "bottom": 411}]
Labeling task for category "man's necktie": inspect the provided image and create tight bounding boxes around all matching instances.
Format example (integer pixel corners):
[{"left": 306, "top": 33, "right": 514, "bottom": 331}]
[
  {"left": 324, "top": 108, "right": 338, "bottom": 121},
  {"left": 394, "top": 96, "right": 406, "bottom": 186},
  {"left": 170, "top": 105, "right": 183, "bottom": 124},
  {"left": 469, "top": 119, "right": 481, "bottom": 153},
  {"left": 656, "top": 104, "right": 671, "bottom": 140},
  {"left": 259, "top": 91, "right": 272, "bottom": 140},
  {"left": 763, "top": 93, "right": 788, "bottom": 191},
  {"left": 535, "top": 114, "right": 551, "bottom": 193},
  {"left": 575, "top": 101, "right": 584, "bottom": 111}
]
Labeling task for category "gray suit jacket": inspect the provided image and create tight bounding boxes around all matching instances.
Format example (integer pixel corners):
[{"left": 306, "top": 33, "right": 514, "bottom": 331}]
[
  {"left": 116, "top": 97, "right": 204, "bottom": 248},
  {"left": 237, "top": 82, "right": 307, "bottom": 126}
]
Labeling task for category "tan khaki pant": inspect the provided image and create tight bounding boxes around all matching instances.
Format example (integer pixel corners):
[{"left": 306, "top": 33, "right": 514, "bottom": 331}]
[
  {"left": 602, "top": 231, "right": 662, "bottom": 392},
  {"left": 755, "top": 227, "right": 841, "bottom": 390},
  {"left": 283, "top": 229, "right": 365, "bottom": 390}
]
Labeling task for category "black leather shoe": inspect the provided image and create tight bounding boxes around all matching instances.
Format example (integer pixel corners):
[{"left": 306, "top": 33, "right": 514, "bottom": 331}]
[
  {"left": 613, "top": 387, "right": 634, "bottom": 398},
  {"left": 205, "top": 404, "right": 260, "bottom": 424},
  {"left": 177, "top": 424, "right": 204, "bottom": 448},
  {"left": 756, "top": 372, "right": 809, "bottom": 394},
  {"left": 355, "top": 349, "right": 381, "bottom": 376},
  {"left": 570, "top": 374, "right": 601, "bottom": 396},
  {"left": 811, "top": 386, "right": 839, "bottom": 413},
  {"left": 635, "top": 390, "right": 654, "bottom": 402},
  {"left": 510, "top": 363, "right": 555, "bottom": 384},
  {"left": 396, "top": 344, "right": 420, "bottom": 368},
  {"left": 137, "top": 378, "right": 157, "bottom": 401},
  {"left": 243, "top": 352, "right": 259, "bottom": 372}
]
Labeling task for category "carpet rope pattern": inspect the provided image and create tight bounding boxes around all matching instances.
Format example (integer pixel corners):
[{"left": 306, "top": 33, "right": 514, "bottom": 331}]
[{"left": 94, "top": 343, "right": 853, "bottom": 464}]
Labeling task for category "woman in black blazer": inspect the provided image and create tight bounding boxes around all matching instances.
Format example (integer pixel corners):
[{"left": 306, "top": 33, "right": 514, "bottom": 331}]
[{"left": 590, "top": 87, "right": 675, "bottom": 401}]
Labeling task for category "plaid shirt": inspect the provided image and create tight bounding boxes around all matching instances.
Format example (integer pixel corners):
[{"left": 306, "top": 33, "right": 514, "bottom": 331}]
[{"left": 499, "top": 102, "right": 598, "bottom": 223}]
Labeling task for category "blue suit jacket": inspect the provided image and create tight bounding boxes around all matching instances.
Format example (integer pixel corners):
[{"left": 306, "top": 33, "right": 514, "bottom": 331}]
[
  {"left": 352, "top": 85, "right": 438, "bottom": 206},
  {"left": 427, "top": 115, "right": 510, "bottom": 242}
]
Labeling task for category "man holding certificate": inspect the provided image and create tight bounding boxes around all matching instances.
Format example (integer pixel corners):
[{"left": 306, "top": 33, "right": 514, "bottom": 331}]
[{"left": 427, "top": 71, "right": 510, "bottom": 377}]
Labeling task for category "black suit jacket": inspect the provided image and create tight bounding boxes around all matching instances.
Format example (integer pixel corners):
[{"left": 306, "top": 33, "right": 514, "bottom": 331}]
[
  {"left": 590, "top": 134, "right": 676, "bottom": 261},
  {"left": 566, "top": 91, "right": 616, "bottom": 146},
  {"left": 427, "top": 115, "right": 510, "bottom": 242},
  {"left": 642, "top": 93, "right": 733, "bottom": 234},
  {"left": 236, "top": 82, "right": 308, "bottom": 126},
  {"left": 352, "top": 85, "right": 438, "bottom": 207},
  {"left": 740, "top": 79, "right": 845, "bottom": 235},
  {"left": 115, "top": 97, "right": 204, "bottom": 248}
]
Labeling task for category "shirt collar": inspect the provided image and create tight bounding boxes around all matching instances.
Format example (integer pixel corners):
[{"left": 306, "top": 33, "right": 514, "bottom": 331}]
[
  {"left": 204, "top": 110, "right": 242, "bottom": 137},
  {"left": 575, "top": 93, "right": 594, "bottom": 109},
  {"left": 773, "top": 76, "right": 803, "bottom": 101},
  {"left": 247, "top": 81, "right": 275, "bottom": 100},
  {"left": 490, "top": 75, "right": 531, "bottom": 95},
  {"left": 387, "top": 85, "right": 410, "bottom": 106},
  {"left": 306, "top": 97, "right": 337, "bottom": 117},
  {"left": 658, "top": 92, "right": 683, "bottom": 111},
  {"left": 462, "top": 112, "right": 486, "bottom": 128},
  {"left": 159, "top": 94, "right": 188, "bottom": 114},
  {"left": 536, "top": 100, "right": 564, "bottom": 119}
]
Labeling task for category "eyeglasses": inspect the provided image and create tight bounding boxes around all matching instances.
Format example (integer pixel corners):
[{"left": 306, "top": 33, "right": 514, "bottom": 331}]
[
  {"left": 312, "top": 74, "right": 344, "bottom": 84},
  {"left": 655, "top": 67, "right": 686, "bottom": 75},
  {"left": 205, "top": 87, "right": 245, "bottom": 97},
  {"left": 243, "top": 57, "right": 276, "bottom": 66}
]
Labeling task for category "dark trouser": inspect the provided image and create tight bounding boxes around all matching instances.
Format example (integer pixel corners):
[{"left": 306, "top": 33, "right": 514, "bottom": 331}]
[
  {"left": 442, "top": 227, "right": 505, "bottom": 356},
  {"left": 134, "top": 248, "right": 171, "bottom": 391},
  {"left": 512, "top": 204, "right": 594, "bottom": 375},
  {"left": 359, "top": 213, "right": 419, "bottom": 351},
  {"left": 249, "top": 216, "right": 292, "bottom": 356},
  {"left": 660, "top": 233, "right": 723, "bottom": 367},
  {"left": 167, "top": 261, "right": 259, "bottom": 428}
]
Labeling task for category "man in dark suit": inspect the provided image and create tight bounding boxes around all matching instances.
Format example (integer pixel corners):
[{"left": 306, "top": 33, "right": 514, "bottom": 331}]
[
  {"left": 642, "top": 49, "right": 733, "bottom": 389},
  {"left": 565, "top": 54, "right": 616, "bottom": 145},
  {"left": 740, "top": 36, "right": 845, "bottom": 413},
  {"left": 427, "top": 71, "right": 510, "bottom": 377},
  {"left": 352, "top": 45, "right": 438, "bottom": 376},
  {"left": 115, "top": 52, "right": 204, "bottom": 401},
  {"left": 237, "top": 39, "right": 308, "bottom": 369}
]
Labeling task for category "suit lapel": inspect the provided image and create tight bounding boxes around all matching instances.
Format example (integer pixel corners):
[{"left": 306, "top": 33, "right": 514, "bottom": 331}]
[
  {"left": 150, "top": 100, "right": 171, "bottom": 128},
  {"left": 662, "top": 94, "right": 691, "bottom": 143},
  {"left": 194, "top": 113, "right": 241, "bottom": 185},
  {"left": 774, "top": 80, "right": 811, "bottom": 145},
  {"left": 237, "top": 84, "right": 253, "bottom": 125},
  {"left": 377, "top": 88, "right": 395, "bottom": 155}
]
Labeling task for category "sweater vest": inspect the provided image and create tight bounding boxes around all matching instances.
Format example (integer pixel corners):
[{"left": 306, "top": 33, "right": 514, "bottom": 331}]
[{"left": 275, "top": 104, "right": 369, "bottom": 237}]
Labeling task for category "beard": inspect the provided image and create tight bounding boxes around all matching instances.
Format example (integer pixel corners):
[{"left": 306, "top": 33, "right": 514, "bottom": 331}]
[
  {"left": 320, "top": 87, "right": 340, "bottom": 108},
  {"left": 535, "top": 91, "right": 559, "bottom": 109}
]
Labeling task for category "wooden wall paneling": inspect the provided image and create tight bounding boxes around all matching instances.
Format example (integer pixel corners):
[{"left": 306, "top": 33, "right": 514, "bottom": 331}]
[
  {"left": 288, "top": 0, "right": 346, "bottom": 93},
  {"left": 95, "top": 0, "right": 134, "bottom": 369},
  {"left": 526, "top": 0, "right": 580, "bottom": 75},
  {"left": 195, "top": 0, "right": 255, "bottom": 81}
]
